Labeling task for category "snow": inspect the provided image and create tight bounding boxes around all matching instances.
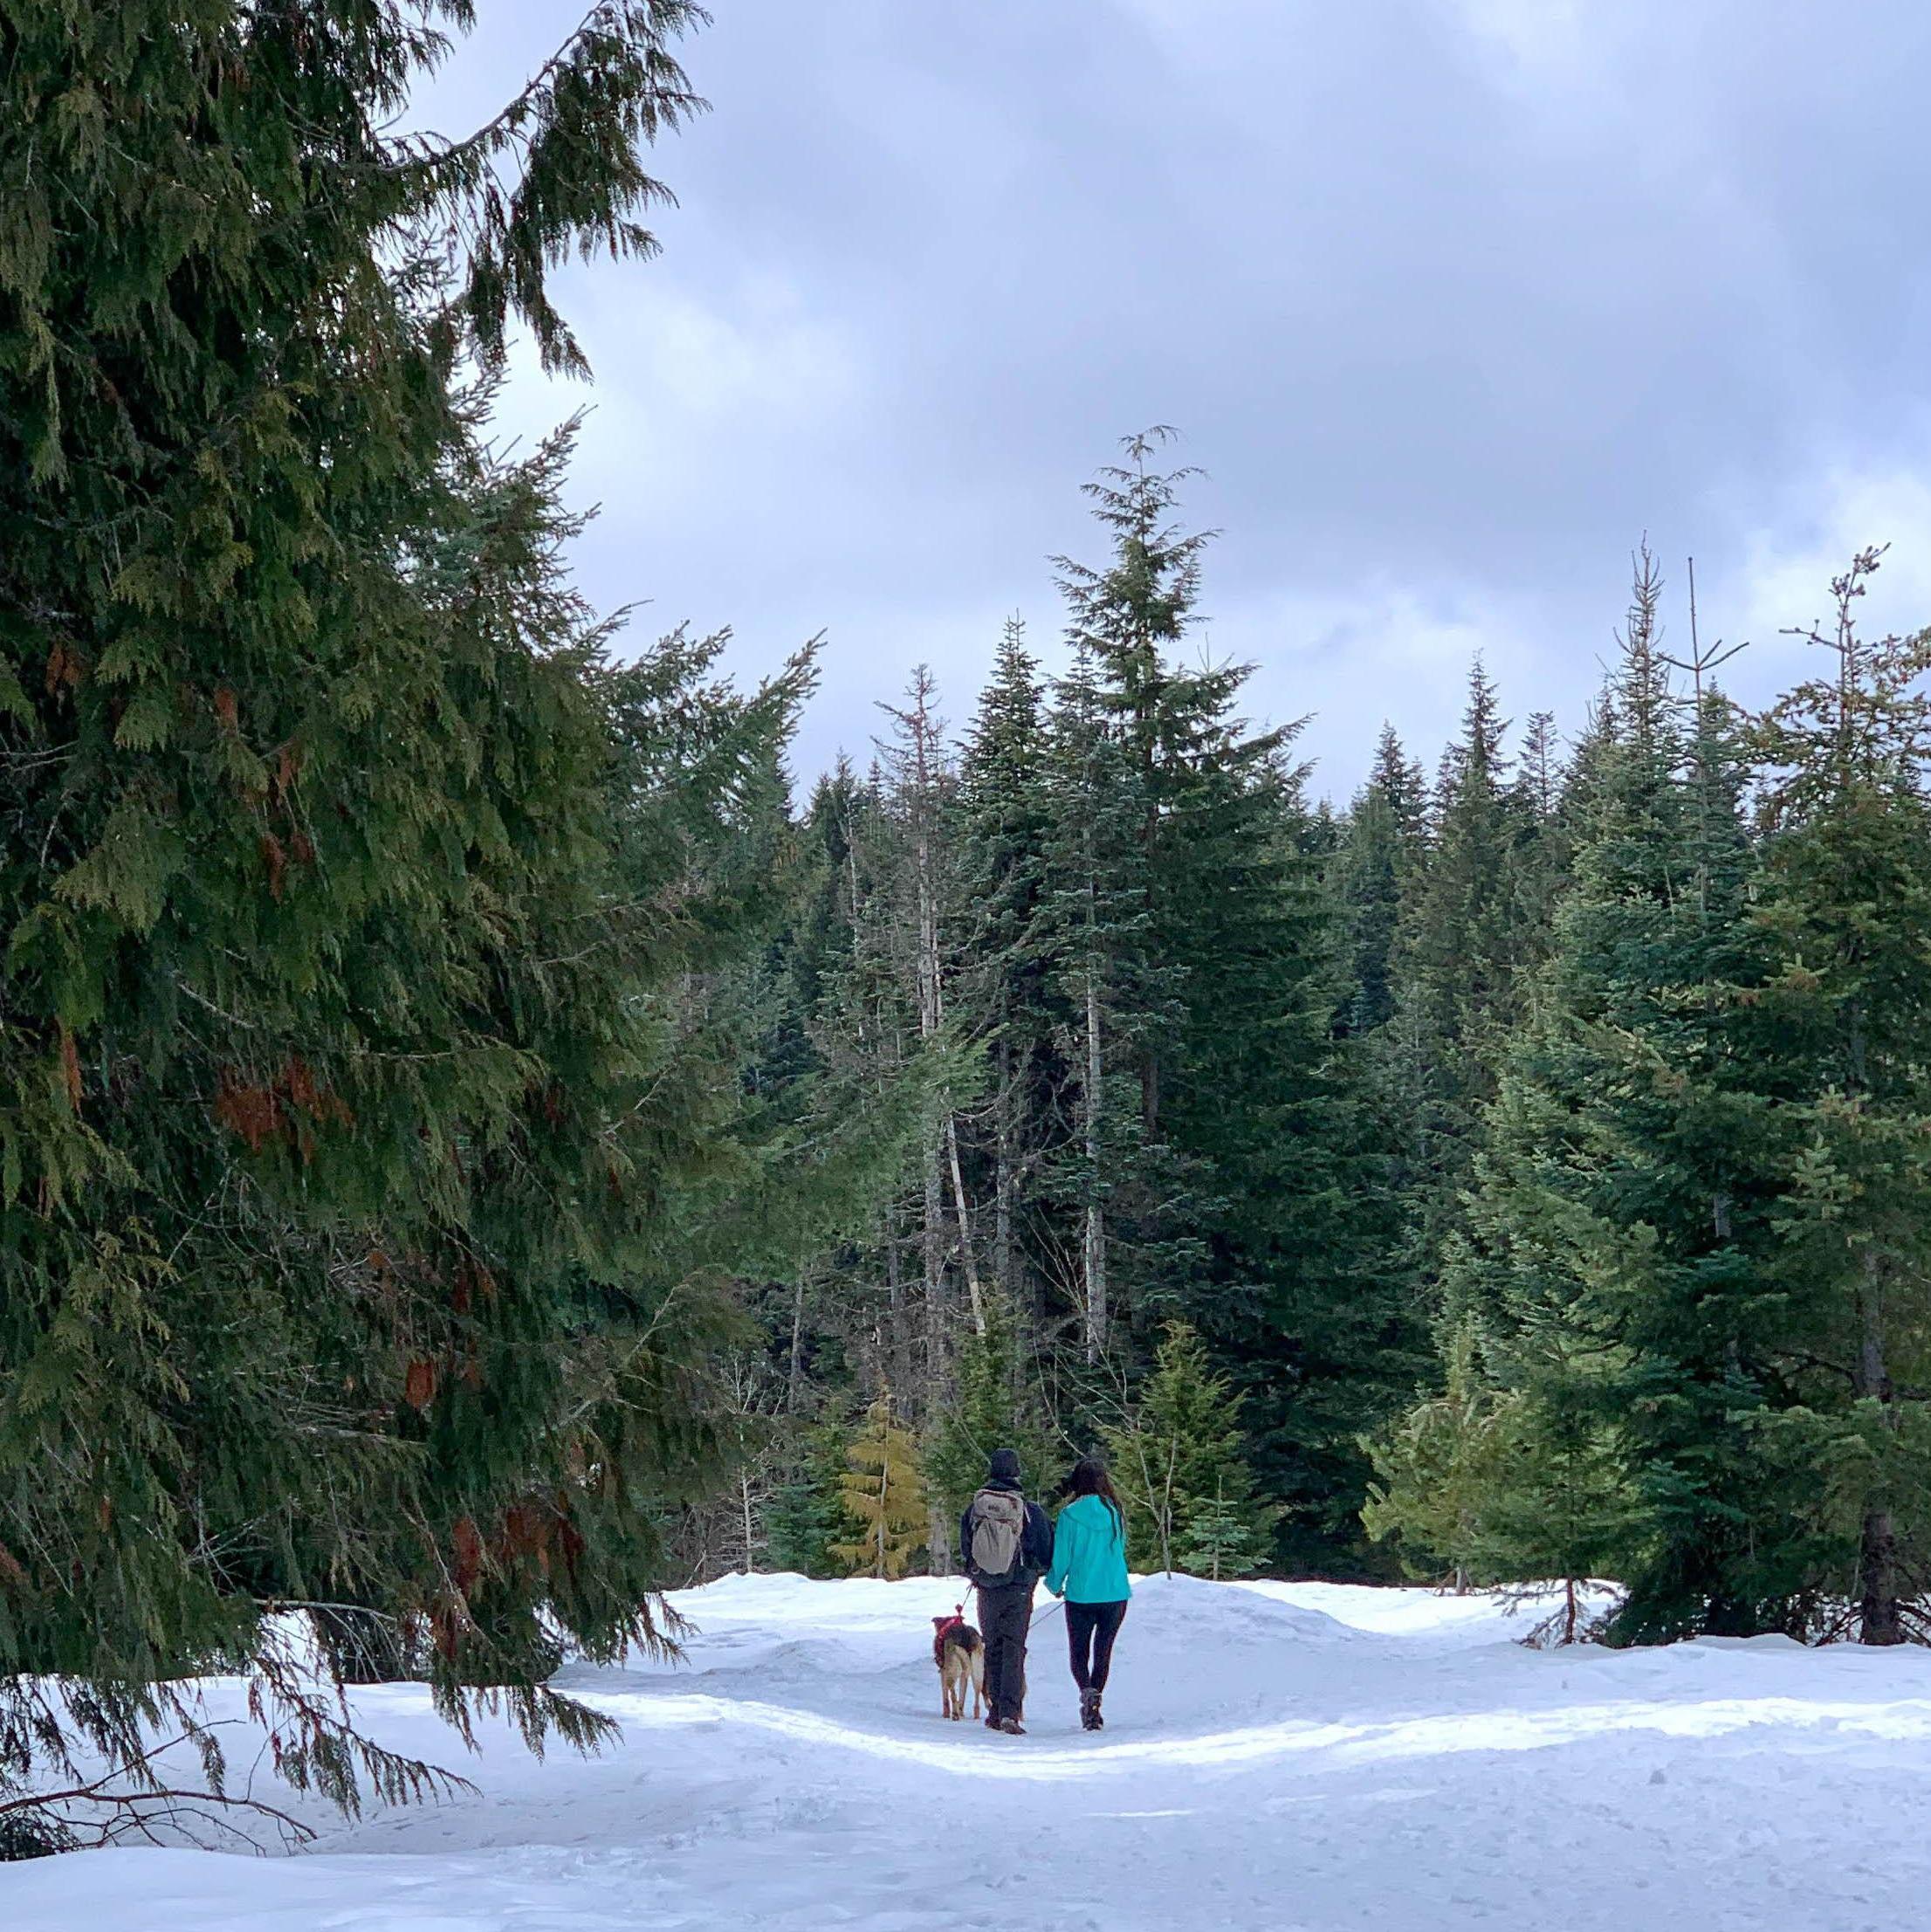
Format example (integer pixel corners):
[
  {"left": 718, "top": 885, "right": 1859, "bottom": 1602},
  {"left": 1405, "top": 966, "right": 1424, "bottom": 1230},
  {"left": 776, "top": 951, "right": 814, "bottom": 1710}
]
[{"left": 10, "top": 1571, "right": 1931, "bottom": 1929}]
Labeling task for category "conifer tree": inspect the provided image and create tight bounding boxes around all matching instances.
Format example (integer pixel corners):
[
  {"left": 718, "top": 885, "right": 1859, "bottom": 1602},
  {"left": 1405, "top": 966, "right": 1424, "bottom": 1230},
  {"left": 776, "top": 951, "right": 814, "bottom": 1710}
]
[
  {"left": 1337, "top": 726, "right": 1427, "bottom": 1037},
  {"left": 1102, "top": 1322, "right": 1275, "bottom": 1576},
  {"left": 1507, "top": 709, "right": 1574, "bottom": 966},
  {"left": 829, "top": 1398, "right": 929, "bottom": 1579},
  {"left": 764, "top": 1420, "right": 851, "bottom": 1579},
  {"left": 1054, "top": 428, "right": 1212, "bottom": 1149},
  {"left": 1156, "top": 684, "right": 1412, "bottom": 1565},
  {"left": 1467, "top": 1375, "right": 1633, "bottom": 1643},
  {"left": 1361, "top": 1323, "right": 1508, "bottom": 1592},
  {"left": 1035, "top": 440, "right": 1413, "bottom": 1563},
  {"left": 1748, "top": 551, "right": 1931, "bottom": 1645},
  {"left": 955, "top": 621, "right": 1061, "bottom": 1316},
  {"left": 1173, "top": 1475, "right": 1272, "bottom": 1581},
  {"left": 0, "top": 0, "right": 912, "bottom": 1839},
  {"left": 1390, "top": 660, "right": 1539, "bottom": 1282},
  {"left": 1388, "top": 554, "right": 1798, "bottom": 1639},
  {"left": 1038, "top": 641, "right": 1155, "bottom": 1364},
  {"left": 1364, "top": 1322, "right": 1630, "bottom": 1637},
  {"left": 790, "top": 764, "right": 933, "bottom": 1412},
  {"left": 875, "top": 670, "right": 979, "bottom": 1387},
  {"left": 925, "top": 1293, "right": 1062, "bottom": 1531}
]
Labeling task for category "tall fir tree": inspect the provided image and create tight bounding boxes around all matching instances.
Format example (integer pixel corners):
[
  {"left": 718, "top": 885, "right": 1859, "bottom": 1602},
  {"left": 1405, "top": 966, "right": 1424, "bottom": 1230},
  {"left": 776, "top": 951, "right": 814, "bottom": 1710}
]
[
  {"left": 954, "top": 620, "right": 1061, "bottom": 1322},
  {"left": 1385, "top": 555, "right": 1800, "bottom": 1638},
  {"left": 1748, "top": 551, "right": 1931, "bottom": 1644},
  {"left": 1337, "top": 725, "right": 1427, "bottom": 1038},
  {"left": 1037, "top": 638, "right": 1158, "bottom": 1365},
  {"left": 0, "top": 0, "right": 916, "bottom": 1836},
  {"left": 1384, "top": 659, "right": 1541, "bottom": 1303}
]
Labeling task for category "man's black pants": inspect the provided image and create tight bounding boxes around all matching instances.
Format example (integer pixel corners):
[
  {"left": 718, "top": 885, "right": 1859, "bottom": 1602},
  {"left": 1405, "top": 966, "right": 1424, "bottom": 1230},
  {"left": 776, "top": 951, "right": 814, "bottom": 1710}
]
[
  {"left": 973, "top": 1581, "right": 1036, "bottom": 1723},
  {"left": 1065, "top": 1598, "right": 1128, "bottom": 1693}
]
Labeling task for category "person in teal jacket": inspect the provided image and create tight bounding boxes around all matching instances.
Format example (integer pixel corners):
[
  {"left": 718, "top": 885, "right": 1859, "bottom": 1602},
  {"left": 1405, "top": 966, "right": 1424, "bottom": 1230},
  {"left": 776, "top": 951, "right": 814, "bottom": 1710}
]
[{"left": 1045, "top": 1458, "right": 1131, "bottom": 1731}]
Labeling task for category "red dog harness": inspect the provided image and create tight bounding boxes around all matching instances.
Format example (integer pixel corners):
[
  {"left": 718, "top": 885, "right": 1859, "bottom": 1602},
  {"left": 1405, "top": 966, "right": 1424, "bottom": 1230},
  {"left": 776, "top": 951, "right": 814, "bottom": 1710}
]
[{"left": 932, "top": 1604, "right": 974, "bottom": 1665}]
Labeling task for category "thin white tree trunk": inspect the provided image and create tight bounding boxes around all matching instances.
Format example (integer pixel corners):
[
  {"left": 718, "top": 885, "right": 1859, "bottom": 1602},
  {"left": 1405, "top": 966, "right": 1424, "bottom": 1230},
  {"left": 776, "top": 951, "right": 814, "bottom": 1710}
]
[
  {"left": 993, "top": 1031, "right": 1015, "bottom": 1303},
  {"left": 945, "top": 1113, "right": 986, "bottom": 1333},
  {"left": 1083, "top": 968, "right": 1107, "bottom": 1365}
]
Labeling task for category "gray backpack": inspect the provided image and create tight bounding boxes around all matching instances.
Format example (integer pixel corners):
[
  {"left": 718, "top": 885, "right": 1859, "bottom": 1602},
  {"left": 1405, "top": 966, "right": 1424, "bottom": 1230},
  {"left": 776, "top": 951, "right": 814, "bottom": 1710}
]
[{"left": 967, "top": 1488, "right": 1027, "bottom": 1585}]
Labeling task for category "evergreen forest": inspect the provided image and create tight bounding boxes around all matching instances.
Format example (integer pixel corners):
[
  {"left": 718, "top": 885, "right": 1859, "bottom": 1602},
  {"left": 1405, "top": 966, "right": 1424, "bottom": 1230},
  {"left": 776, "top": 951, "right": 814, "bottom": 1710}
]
[{"left": 6, "top": 0, "right": 1931, "bottom": 1856}]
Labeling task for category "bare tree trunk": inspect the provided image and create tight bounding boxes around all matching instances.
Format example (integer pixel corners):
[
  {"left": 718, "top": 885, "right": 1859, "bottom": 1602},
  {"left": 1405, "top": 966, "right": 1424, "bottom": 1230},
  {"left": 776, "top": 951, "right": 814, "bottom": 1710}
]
[
  {"left": 923, "top": 1174, "right": 948, "bottom": 1629},
  {"left": 912, "top": 701, "right": 953, "bottom": 1595},
  {"left": 945, "top": 1115, "right": 986, "bottom": 1333},
  {"left": 1158, "top": 1440, "right": 1177, "bottom": 1577},
  {"left": 1855, "top": 1250, "right": 1905, "bottom": 1644},
  {"left": 787, "top": 1275, "right": 807, "bottom": 1413},
  {"left": 1083, "top": 970, "right": 1107, "bottom": 1365},
  {"left": 993, "top": 1031, "right": 1015, "bottom": 1302},
  {"left": 1859, "top": 1509, "right": 1902, "bottom": 1645},
  {"left": 896, "top": 670, "right": 978, "bottom": 1372},
  {"left": 923, "top": 1152, "right": 946, "bottom": 1400},
  {"left": 925, "top": 1314, "right": 953, "bottom": 1577},
  {"left": 1134, "top": 763, "right": 1157, "bottom": 1169},
  {"left": 883, "top": 1220, "right": 909, "bottom": 1405}
]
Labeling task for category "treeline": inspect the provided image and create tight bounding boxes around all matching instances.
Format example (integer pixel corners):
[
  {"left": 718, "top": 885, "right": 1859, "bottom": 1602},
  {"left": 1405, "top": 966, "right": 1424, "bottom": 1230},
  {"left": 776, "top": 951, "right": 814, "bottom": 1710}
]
[
  {"left": 676, "top": 453, "right": 1931, "bottom": 1649},
  {"left": 673, "top": 432, "right": 1398, "bottom": 1585}
]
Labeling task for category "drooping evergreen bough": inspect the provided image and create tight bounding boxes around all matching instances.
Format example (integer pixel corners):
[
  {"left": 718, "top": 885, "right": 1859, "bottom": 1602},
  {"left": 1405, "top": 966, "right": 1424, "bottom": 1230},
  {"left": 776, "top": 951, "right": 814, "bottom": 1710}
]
[{"left": 0, "top": 0, "right": 907, "bottom": 1845}]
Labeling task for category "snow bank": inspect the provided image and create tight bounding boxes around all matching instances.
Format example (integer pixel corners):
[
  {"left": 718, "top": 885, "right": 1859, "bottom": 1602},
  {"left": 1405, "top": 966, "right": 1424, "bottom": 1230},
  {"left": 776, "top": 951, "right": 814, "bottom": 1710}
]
[{"left": 12, "top": 1576, "right": 1931, "bottom": 1930}]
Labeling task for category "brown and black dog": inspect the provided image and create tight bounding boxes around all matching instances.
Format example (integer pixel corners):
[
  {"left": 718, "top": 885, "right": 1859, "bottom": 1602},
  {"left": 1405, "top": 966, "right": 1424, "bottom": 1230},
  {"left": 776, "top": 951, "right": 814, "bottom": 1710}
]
[{"left": 931, "top": 1607, "right": 986, "bottom": 1722}]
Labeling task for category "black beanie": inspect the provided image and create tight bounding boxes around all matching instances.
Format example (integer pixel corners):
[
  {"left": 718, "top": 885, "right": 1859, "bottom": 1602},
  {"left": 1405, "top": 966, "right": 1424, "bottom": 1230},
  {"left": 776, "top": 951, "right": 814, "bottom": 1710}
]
[{"left": 987, "top": 1447, "right": 1022, "bottom": 1482}]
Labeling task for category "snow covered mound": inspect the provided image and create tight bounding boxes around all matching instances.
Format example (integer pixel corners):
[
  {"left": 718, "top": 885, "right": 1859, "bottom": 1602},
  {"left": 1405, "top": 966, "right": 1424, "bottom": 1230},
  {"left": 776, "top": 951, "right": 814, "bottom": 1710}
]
[{"left": 13, "top": 1575, "right": 1931, "bottom": 1929}]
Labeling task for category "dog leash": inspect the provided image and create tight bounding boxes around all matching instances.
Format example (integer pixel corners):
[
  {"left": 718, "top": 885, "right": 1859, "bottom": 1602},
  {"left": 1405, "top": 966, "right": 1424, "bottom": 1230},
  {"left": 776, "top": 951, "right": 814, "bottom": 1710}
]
[{"left": 940, "top": 1593, "right": 1065, "bottom": 1629}]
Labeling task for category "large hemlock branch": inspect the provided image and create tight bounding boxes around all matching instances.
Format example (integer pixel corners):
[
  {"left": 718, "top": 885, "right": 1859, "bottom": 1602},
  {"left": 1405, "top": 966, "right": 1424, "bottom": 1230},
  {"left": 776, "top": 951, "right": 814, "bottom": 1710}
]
[{"left": 0, "top": 0, "right": 907, "bottom": 1842}]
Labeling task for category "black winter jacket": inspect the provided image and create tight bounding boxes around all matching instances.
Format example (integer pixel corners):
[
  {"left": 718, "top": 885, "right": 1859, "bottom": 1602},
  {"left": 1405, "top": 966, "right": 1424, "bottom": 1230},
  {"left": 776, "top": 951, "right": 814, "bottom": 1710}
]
[{"left": 959, "top": 1476, "right": 1054, "bottom": 1587}]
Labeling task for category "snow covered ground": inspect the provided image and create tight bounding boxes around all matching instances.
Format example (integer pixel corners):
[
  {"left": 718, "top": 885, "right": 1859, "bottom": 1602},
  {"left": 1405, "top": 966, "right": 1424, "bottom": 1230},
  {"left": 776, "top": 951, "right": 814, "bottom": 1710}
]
[{"left": 12, "top": 1571, "right": 1931, "bottom": 1929}]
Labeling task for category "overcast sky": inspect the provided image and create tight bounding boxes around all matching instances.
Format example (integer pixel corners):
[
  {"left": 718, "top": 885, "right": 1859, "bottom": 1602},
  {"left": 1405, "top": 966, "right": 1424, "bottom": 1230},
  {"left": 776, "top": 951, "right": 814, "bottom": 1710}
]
[{"left": 436, "top": 0, "right": 1931, "bottom": 800}]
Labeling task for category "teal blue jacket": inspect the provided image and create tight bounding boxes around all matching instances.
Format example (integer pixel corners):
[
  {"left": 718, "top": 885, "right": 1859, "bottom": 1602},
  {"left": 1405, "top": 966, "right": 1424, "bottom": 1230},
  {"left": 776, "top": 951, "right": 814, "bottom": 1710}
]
[{"left": 1046, "top": 1494, "right": 1131, "bottom": 1604}]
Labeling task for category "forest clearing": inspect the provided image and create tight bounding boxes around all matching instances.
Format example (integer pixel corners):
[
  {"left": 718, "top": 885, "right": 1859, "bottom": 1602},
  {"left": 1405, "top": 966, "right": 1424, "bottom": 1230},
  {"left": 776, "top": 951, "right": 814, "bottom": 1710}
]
[
  {"left": 17, "top": 1573, "right": 1931, "bottom": 1930},
  {"left": 6, "top": 3, "right": 1931, "bottom": 1922}
]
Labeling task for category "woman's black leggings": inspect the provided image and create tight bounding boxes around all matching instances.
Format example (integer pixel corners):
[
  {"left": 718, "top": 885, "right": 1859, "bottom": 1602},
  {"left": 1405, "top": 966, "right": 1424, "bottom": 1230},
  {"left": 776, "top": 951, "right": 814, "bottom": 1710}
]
[{"left": 1065, "top": 1599, "right": 1129, "bottom": 1693}]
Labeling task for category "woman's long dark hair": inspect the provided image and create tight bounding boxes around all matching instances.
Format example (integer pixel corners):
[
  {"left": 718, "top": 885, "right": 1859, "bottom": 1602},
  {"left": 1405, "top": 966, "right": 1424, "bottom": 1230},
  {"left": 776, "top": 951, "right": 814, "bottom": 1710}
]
[{"left": 1061, "top": 1456, "right": 1125, "bottom": 1538}]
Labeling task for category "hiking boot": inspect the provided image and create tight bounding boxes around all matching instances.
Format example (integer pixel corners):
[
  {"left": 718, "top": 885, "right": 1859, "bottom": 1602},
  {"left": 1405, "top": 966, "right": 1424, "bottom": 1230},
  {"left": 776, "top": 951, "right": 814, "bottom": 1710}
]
[
  {"left": 1081, "top": 1688, "right": 1103, "bottom": 1732},
  {"left": 984, "top": 1714, "right": 1001, "bottom": 1731},
  {"left": 997, "top": 1716, "right": 1026, "bottom": 1736}
]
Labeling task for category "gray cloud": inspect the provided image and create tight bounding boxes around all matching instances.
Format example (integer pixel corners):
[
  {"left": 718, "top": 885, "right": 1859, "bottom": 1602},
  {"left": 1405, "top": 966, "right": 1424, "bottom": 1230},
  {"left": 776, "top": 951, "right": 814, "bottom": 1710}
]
[{"left": 454, "top": 0, "right": 1931, "bottom": 794}]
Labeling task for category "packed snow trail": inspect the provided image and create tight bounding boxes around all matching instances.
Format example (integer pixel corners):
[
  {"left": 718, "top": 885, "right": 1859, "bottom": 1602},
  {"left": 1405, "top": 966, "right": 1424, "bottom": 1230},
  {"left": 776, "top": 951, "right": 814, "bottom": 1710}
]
[{"left": 11, "top": 1573, "right": 1931, "bottom": 1929}]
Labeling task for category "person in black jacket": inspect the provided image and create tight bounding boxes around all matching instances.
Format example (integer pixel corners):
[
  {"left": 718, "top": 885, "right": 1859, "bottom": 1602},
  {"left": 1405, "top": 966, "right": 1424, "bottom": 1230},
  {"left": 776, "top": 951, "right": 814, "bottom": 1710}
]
[{"left": 959, "top": 1448, "right": 1055, "bottom": 1735}]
